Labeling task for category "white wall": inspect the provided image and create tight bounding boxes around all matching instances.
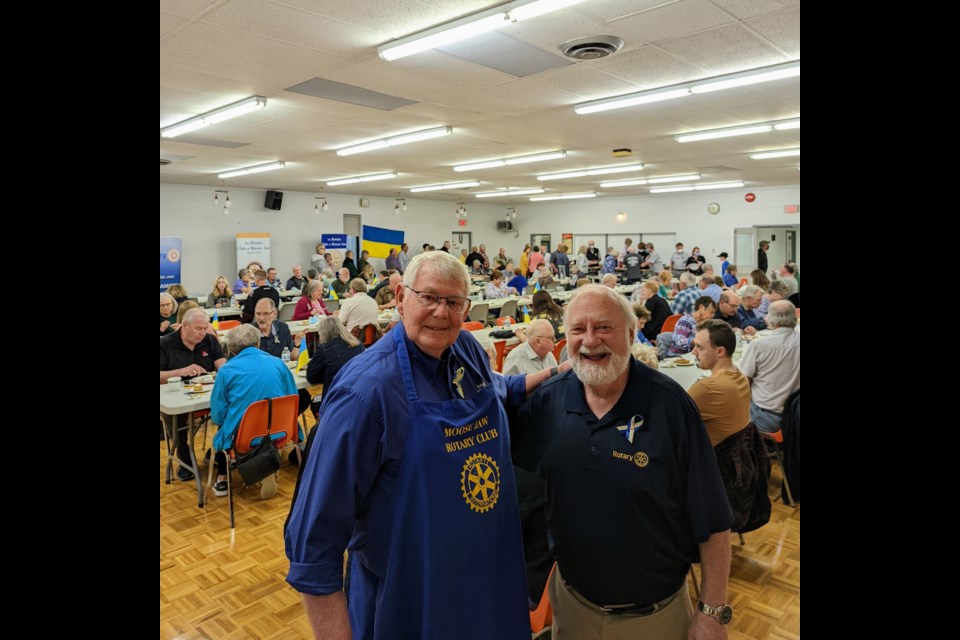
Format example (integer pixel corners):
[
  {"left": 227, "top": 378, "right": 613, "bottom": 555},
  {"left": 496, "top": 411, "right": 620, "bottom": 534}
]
[
  {"left": 160, "top": 184, "right": 800, "bottom": 294},
  {"left": 160, "top": 184, "right": 513, "bottom": 295}
]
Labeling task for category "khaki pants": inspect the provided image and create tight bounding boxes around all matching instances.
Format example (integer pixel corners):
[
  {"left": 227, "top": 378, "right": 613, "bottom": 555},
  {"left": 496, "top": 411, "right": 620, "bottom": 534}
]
[{"left": 549, "top": 568, "right": 693, "bottom": 640}]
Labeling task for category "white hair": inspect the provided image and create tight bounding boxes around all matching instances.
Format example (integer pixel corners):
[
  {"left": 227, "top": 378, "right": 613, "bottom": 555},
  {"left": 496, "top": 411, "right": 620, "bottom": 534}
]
[
  {"left": 766, "top": 300, "right": 797, "bottom": 329},
  {"left": 404, "top": 250, "right": 470, "bottom": 296}
]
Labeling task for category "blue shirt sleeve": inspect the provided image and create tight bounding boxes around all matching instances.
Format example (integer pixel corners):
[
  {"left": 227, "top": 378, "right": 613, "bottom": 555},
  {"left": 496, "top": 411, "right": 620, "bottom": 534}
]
[{"left": 285, "top": 383, "right": 386, "bottom": 595}]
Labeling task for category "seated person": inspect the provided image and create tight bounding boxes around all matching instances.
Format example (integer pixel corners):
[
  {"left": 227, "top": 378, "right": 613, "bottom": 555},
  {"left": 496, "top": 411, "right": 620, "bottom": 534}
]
[
  {"left": 722, "top": 264, "right": 739, "bottom": 287},
  {"left": 242, "top": 270, "right": 281, "bottom": 324},
  {"left": 160, "top": 309, "right": 226, "bottom": 481},
  {"left": 160, "top": 293, "right": 179, "bottom": 336},
  {"left": 166, "top": 284, "right": 189, "bottom": 304},
  {"left": 470, "top": 259, "right": 485, "bottom": 276},
  {"left": 632, "top": 302, "right": 653, "bottom": 346},
  {"left": 666, "top": 296, "right": 716, "bottom": 357},
  {"left": 209, "top": 324, "right": 298, "bottom": 499},
  {"left": 336, "top": 278, "right": 379, "bottom": 331},
  {"left": 484, "top": 270, "right": 516, "bottom": 299},
  {"left": 232, "top": 269, "right": 252, "bottom": 295},
  {"left": 631, "top": 343, "right": 659, "bottom": 369},
  {"left": 756, "top": 281, "right": 789, "bottom": 319},
  {"left": 736, "top": 285, "right": 768, "bottom": 331},
  {"left": 506, "top": 269, "right": 528, "bottom": 293},
  {"left": 206, "top": 276, "right": 233, "bottom": 308},
  {"left": 306, "top": 316, "right": 366, "bottom": 403}
]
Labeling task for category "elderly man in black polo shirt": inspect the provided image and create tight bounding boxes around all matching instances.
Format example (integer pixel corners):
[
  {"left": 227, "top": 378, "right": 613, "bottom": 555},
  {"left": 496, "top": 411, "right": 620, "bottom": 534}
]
[
  {"left": 160, "top": 308, "right": 226, "bottom": 481},
  {"left": 520, "top": 284, "right": 734, "bottom": 639}
]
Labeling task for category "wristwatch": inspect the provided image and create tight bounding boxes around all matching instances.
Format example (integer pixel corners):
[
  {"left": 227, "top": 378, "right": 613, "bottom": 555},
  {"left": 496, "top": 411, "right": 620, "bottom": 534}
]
[
  {"left": 697, "top": 600, "right": 733, "bottom": 625},
  {"left": 549, "top": 366, "right": 558, "bottom": 377}
]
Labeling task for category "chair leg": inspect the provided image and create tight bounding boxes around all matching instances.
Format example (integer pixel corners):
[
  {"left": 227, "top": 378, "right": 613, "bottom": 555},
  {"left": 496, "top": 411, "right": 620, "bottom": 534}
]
[
  {"left": 774, "top": 448, "right": 796, "bottom": 507},
  {"left": 737, "top": 533, "right": 745, "bottom": 546},
  {"left": 205, "top": 449, "right": 216, "bottom": 502},
  {"left": 227, "top": 459, "right": 235, "bottom": 529}
]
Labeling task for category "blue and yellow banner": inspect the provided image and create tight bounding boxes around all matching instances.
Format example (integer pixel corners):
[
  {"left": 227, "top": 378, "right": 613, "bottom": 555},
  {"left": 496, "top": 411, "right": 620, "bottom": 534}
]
[
  {"left": 362, "top": 225, "right": 404, "bottom": 259},
  {"left": 160, "top": 236, "right": 182, "bottom": 292}
]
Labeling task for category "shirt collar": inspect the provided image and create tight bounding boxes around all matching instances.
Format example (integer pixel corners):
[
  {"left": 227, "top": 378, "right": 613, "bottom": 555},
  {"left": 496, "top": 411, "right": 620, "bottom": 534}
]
[{"left": 563, "top": 358, "right": 643, "bottom": 426}]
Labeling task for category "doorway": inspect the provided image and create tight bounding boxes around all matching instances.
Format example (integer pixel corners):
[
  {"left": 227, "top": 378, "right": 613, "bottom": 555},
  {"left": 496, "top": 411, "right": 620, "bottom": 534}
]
[
  {"left": 451, "top": 232, "right": 472, "bottom": 259},
  {"left": 530, "top": 234, "right": 551, "bottom": 254}
]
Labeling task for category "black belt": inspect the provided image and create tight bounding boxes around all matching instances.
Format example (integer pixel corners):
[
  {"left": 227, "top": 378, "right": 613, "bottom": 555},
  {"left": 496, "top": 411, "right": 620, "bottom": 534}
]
[{"left": 563, "top": 578, "right": 679, "bottom": 617}]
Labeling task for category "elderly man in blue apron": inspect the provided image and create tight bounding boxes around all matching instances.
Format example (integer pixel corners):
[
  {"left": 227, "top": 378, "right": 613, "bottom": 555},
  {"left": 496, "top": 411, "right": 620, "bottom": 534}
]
[{"left": 286, "top": 250, "right": 566, "bottom": 639}]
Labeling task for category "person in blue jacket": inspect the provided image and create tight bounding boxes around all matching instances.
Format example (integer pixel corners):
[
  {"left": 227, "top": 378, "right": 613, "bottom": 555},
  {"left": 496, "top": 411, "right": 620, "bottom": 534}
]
[{"left": 285, "top": 251, "right": 566, "bottom": 640}]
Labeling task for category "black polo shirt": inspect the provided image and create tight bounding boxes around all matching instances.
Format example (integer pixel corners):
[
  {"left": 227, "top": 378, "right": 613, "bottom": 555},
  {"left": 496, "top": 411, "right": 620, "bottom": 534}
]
[
  {"left": 243, "top": 285, "right": 281, "bottom": 318},
  {"left": 159, "top": 332, "right": 224, "bottom": 376},
  {"left": 258, "top": 320, "right": 295, "bottom": 358},
  {"left": 519, "top": 359, "right": 732, "bottom": 607}
]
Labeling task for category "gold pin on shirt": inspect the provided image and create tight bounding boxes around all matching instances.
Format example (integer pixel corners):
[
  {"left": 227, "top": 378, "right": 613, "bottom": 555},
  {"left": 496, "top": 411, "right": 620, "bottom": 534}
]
[{"left": 453, "top": 367, "right": 465, "bottom": 399}]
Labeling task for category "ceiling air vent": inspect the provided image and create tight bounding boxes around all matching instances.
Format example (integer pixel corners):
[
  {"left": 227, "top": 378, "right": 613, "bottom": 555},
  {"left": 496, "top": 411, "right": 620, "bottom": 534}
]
[{"left": 559, "top": 36, "right": 624, "bottom": 61}]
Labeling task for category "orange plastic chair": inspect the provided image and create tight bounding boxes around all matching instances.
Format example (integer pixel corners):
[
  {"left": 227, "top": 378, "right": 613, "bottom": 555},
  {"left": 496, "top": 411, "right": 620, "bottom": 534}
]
[
  {"left": 660, "top": 314, "right": 682, "bottom": 334},
  {"left": 494, "top": 340, "right": 507, "bottom": 372},
  {"left": 530, "top": 562, "right": 556, "bottom": 633},
  {"left": 208, "top": 394, "right": 300, "bottom": 528},
  {"left": 738, "top": 277, "right": 748, "bottom": 288},
  {"left": 552, "top": 338, "right": 566, "bottom": 362},
  {"left": 495, "top": 316, "right": 516, "bottom": 326},
  {"left": 462, "top": 321, "right": 484, "bottom": 331},
  {"left": 218, "top": 320, "right": 241, "bottom": 330}
]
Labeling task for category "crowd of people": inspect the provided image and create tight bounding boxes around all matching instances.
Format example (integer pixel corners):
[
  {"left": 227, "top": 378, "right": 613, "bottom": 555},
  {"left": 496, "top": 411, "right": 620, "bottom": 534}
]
[{"left": 161, "top": 238, "right": 800, "bottom": 640}]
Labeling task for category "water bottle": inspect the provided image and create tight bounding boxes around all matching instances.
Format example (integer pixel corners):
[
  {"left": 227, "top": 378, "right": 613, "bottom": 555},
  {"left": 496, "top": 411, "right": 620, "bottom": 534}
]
[
  {"left": 504, "top": 317, "right": 512, "bottom": 329},
  {"left": 230, "top": 295, "right": 237, "bottom": 308},
  {"left": 281, "top": 347, "right": 291, "bottom": 364}
]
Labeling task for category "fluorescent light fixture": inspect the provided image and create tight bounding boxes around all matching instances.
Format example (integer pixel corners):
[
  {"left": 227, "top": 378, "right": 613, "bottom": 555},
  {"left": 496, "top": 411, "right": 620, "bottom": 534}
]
[
  {"left": 600, "top": 173, "right": 702, "bottom": 188},
  {"left": 326, "top": 172, "right": 398, "bottom": 186},
  {"left": 774, "top": 119, "right": 801, "bottom": 130},
  {"left": 538, "top": 162, "right": 644, "bottom": 181},
  {"left": 689, "top": 61, "right": 800, "bottom": 94},
  {"left": 576, "top": 88, "right": 691, "bottom": 115},
  {"left": 675, "top": 118, "right": 799, "bottom": 143},
  {"left": 600, "top": 178, "right": 646, "bottom": 188},
  {"left": 217, "top": 161, "right": 285, "bottom": 179},
  {"left": 646, "top": 173, "right": 702, "bottom": 184},
  {"left": 751, "top": 148, "right": 800, "bottom": 160},
  {"left": 454, "top": 151, "right": 566, "bottom": 172},
  {"left": 475, "top": 188, "right": 545, "bottom": 198},
  {"left": 336, "top": 126, "right": 452, "bottom": 156},
  {"left": 529, "top": 192, "right": 596, "bottom": 201},
  {"left": 409, "top": 180, "right": 481, "bottom": 193},
  {"left": 378, "top": 0, "right": 589, "bottom": 61},
  {"left": 161, "top": 96, "right": 267, "bottom": 138},
  {"left": 574, "top": 61, "right": 799, "bottom": 115},
  {"left": 649, "top": 181, "right": 744, "bottom": 194}
]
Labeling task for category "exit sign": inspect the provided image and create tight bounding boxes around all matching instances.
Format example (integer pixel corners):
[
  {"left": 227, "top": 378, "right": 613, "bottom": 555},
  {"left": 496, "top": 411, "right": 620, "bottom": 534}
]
[
  {"left": 458, "top": 219, "right": 467, "bottom": 226},
  {"left": 784, "top": 204, "right": 800, "bottom": 214}
]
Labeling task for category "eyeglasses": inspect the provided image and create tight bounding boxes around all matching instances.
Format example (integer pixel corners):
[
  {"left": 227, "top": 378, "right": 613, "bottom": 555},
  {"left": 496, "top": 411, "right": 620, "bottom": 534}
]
[
  {"left": 404, "top": 286, "right": 471, "bottom": 313},
  {"left": 535, "top": 335, "right": 556, "bottom": 343}
]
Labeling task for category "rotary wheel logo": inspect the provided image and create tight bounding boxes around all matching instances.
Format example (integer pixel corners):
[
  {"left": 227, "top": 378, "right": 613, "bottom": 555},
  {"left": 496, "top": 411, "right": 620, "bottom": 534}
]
[
  {"left": 634, "top": 451, "right": 649, "bottom": 468},
  {"left": 167, "top": 249, "right": 180, "bottom": 263},
  {"left": 461, "top": 453, "right": 500, "bottom": 513}
]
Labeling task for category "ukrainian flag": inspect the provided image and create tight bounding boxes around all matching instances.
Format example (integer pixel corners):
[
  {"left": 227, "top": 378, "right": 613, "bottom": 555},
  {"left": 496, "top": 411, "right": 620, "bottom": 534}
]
[
  {"left": 296, "top": 335, "right": 310, "bottom": 372},
  {"left": 212, "top": 310, "right": 219, "bottom": 331},
  {"left": 362, "top": 225, "right": 404, "bottom": 259}
]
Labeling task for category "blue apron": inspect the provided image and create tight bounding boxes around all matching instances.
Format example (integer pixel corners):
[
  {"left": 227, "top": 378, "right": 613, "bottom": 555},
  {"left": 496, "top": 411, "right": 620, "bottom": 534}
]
[{"left": 347, "top": 327, "right": 530, "bottom": 640}]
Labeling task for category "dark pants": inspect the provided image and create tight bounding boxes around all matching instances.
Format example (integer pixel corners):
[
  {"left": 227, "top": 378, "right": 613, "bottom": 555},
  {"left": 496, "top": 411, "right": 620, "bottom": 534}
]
[{"left": 514, "top": 466, "right": 553, "bottom": 607}]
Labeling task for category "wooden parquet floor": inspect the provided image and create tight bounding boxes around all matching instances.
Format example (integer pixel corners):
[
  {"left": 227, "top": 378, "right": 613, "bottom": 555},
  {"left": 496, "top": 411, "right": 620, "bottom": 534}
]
[{"left": 160, "top": 425, "right": 800, "bottom": 639}]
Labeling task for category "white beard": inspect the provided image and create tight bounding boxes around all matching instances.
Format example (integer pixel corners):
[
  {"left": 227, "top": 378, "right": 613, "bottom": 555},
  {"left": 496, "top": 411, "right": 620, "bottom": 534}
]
[{"left": 571, "top": 348, "right": 630, "bottom": 386}]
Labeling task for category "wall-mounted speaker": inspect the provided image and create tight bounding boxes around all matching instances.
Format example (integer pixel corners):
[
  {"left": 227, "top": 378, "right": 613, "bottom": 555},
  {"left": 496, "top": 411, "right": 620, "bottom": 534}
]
[{"left": 264, "top": 190, "right": 283, "bottom": 210}]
